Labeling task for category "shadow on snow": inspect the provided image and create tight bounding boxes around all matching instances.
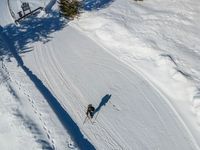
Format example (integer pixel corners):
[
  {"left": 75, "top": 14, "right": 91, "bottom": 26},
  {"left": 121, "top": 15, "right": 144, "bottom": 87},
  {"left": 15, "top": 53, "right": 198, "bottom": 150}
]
[
  {"left": 82, "top": 0, "right": 114, "bottom": 11},
  {"left": 1, "top": 11, "right": 66, "bottom": 59},
  {"left": 14, "top": 110, "right": 54, "bottom": 150},
  {"left": 93, "top": 94, "right": 112, "bottom": 116},
  {"left": 0, "top": 11, "right": 95, "bottom": 150}
]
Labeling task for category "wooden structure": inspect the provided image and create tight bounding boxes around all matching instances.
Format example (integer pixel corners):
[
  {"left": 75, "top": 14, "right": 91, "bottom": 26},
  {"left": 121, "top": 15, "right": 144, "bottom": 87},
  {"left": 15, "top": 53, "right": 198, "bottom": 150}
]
[
  {"left": 15, "top": 7, "right": 43, "bottom": 23},
  {"left": 18, "top": 11, "right": 23, "bottom": 18},
  {"left": 21, "top": 2, "right": 31, "bottom": 15}
]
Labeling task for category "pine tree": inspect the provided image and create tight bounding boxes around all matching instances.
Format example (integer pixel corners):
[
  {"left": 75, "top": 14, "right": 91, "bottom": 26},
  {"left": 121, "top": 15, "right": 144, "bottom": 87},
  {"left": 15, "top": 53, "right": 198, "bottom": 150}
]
[{"left": 58, "top": 0, "right": 81, "bottom": 20}]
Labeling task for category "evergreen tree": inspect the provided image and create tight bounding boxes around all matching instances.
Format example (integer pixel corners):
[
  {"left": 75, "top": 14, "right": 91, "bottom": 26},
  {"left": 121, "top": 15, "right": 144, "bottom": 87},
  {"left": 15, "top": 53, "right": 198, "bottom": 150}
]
[{"left": 58, "top": 0, "right": 81, "bottom": 20}]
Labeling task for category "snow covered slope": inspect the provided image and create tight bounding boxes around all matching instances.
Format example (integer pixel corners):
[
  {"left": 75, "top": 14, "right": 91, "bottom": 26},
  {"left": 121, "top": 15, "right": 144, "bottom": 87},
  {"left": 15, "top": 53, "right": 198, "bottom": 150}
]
[
  {"left": 21, "top": 26, "right": 198, "bottom": 149},
  {"left": 0, "top": 0, "right": 14, "bottom": 26},
  {"left": 1, "top": 0, "right": 200, "bottom": 149},
  {"left": 72, "top": 0, "right": 200, "bottom": 147}
]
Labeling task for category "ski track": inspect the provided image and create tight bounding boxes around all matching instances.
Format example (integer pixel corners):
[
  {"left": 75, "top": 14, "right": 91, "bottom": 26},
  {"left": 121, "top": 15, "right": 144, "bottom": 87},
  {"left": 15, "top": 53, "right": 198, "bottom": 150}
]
[
  {"left": 0, "top": 0, "right": 13, "bottom": 26},
  {"left": 10, "top": 70, "right": 55, "bottom": 149},
  {"left": 34, "top": 43, "right": 89, "bottom": 121},
  {"left": 14, "top": 79, "right": 55, "bottom": 149},
  {"left": 0, "top": 60, "right": 54, "bottom": 150},
  {"left": 119, "top": 56, "right": 200, "bottom": 149},
  {"left": 7, "top": 0, "right": 16, "bottom": 21},
  {"left": 1, "top": 21, "right": 95, "bottom": 149},
  {"left": 8, "top": 63, "right": 77, "bottom": 150},
  {"left": 1, "top": 0, "right": 200, "bottom": 149},
  {"left": 34, "top": 44, "right": 81, "bottom": 118},
  {"left": 33, "top": 39, "right": 129, "bottom": 149},
  {"left": 35, "top": 41, "right": 133, "bottom": 149},
  {"left": 24, "top": 26, "right": 199, "bottom": 149}
]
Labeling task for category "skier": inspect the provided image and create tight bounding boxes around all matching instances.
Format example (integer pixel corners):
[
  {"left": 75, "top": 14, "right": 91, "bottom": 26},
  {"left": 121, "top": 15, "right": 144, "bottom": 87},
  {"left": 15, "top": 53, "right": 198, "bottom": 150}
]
[{"left": 86, "top": 104, "right": 95, "bottom": 118}]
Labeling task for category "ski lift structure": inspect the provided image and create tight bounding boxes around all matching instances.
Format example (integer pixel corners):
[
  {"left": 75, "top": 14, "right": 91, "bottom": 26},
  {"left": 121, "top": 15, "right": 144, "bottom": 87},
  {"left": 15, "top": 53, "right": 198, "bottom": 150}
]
[{"left": 15, "top": 2, "right": 43, "bottom": 24}]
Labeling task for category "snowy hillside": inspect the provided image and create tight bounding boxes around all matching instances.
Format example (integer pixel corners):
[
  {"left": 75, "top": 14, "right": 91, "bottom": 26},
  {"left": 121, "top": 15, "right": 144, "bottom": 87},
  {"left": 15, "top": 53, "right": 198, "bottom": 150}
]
[{"left": 1, "top": 0, "right": 200, "bottom": 149}]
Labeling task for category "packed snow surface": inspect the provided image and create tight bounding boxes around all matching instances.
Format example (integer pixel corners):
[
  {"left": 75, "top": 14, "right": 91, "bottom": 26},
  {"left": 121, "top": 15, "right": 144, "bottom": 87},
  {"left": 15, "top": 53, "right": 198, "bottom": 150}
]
[{"left": 1, "top": 0, "right": 200, "bottom": 149}]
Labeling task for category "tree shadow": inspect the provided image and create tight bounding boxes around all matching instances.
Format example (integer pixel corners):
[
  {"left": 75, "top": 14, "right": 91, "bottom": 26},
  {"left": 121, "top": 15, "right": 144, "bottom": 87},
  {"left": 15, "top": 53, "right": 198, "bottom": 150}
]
[
  {"left": 1, "top": 11, "right": 67, "bottom": 59},
  {"left": 93, "top": 94, "right": 112, "bottom": 115},
  {"left": 0, "top": 11, "right": 95, "bottom": 149},
  {"left": 13, "top": 110, "right": 54, "bottom": 150},
  {"left": 82, "top": 0, "right": 114, "bottom": 11}
]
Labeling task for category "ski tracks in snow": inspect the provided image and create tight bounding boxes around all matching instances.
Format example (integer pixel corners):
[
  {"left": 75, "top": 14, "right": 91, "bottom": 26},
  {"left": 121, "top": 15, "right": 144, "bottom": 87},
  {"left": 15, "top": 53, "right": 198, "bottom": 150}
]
[
  {"left": 0, "top": 60, "right": 54, "bottom": 149},
  {"left": 33, "top": 43, "right": 88, "bottom": 121},
  {"left": 33, "top": 42, "right": 126, "bottom": 149},
  {"left": 14, "top": 79, "right": 56, "bottom": 149},
  {"left": 6, "top": 62, "right": 56, "bottom": 149},
  {"left": 29, "top": 26, "right": 198, "bottom": 149},
  {"left": 1, "top": 28, "right": 84, "bottom": 149}
]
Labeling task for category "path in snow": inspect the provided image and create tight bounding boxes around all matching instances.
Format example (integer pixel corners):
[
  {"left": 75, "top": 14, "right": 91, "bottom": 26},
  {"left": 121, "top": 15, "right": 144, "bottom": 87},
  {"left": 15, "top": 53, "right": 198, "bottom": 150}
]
[
  {"left": 72, "top": 0, "right": 200, "bottom": 147},
  {"left": 0, "top": 38, "right": 54, "bottom": 149},
  {"left": 1, "top": 23, "right": 95, "bottom": 149},
  {"left": 1, "top": 0, "right": 199, "bottom": 149},
  {"left": 1, "top": 3, "right": 87, "bottom": 148},
  {"left": 23, "top": 26, "right": 199, "bottom": 150},
  {"left": 0, "top": 0, "right": 13, "bottom": 26}
]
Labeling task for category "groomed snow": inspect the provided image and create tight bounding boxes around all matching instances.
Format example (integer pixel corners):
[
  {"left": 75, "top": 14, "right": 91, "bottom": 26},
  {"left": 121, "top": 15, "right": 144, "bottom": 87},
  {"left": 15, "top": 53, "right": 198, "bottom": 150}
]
[
  {"left": 72, "top": 0, "right": 200, "bottom": 147},
  {"left": 1, "top": 0, "right": 200, "bottom": 149}
]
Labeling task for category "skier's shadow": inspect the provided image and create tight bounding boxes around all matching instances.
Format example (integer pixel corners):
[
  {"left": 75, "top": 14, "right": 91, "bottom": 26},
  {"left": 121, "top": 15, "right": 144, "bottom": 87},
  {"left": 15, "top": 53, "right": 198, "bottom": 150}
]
[{"left": 93, "top": 94, "right": 112, "bottom": 116}]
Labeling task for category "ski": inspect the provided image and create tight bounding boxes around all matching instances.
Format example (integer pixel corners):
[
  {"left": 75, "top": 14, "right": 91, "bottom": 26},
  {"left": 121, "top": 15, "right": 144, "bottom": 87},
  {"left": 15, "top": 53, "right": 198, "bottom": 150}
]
[
  {"left": 83, "top": 116, "right": 87, "bottom": 124},
  {"left": 83, "top": 116, "right": 96, "bottom": 125}
]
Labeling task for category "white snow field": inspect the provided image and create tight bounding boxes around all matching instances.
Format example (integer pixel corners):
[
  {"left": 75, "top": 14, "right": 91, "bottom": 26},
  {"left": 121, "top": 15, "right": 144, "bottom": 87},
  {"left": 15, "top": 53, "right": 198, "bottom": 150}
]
[{"left": 1, "top": 0, "right": 200, "bottom": 150}]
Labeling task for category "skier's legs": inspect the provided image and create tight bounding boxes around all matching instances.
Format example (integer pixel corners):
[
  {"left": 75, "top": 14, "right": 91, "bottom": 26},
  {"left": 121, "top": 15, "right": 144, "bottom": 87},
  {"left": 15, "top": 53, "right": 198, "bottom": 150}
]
[{"left": 90, "top": 111, "right": 94, "bottom": 118}]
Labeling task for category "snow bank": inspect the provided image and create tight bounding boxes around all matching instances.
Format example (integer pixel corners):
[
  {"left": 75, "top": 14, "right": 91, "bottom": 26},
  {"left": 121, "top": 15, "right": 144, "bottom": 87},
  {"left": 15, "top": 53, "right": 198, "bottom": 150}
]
[{"left": 72, "top": 0, "right": 200, "bottom": 146}]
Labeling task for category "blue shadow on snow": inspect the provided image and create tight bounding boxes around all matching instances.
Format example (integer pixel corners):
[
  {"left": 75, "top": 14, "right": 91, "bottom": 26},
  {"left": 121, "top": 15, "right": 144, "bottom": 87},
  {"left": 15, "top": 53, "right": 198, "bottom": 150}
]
[
  {"left": 1, "top": 11, "right": 95, "bottom": 150},
  {"left": 82, "top": 0, "right": 114, "bottom": 11},
  {"left": 2, "top": 11, "right": 66, "bottom": 59},
  {"left": 93, "top": 94, "right": 112, "bottom": 116}
]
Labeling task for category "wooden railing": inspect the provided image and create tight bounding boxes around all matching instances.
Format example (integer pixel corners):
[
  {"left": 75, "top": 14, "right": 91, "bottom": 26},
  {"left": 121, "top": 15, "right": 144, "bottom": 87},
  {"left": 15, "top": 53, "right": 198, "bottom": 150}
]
[{"left": 15, "top": 7, "right": 43, "bottom": 23}]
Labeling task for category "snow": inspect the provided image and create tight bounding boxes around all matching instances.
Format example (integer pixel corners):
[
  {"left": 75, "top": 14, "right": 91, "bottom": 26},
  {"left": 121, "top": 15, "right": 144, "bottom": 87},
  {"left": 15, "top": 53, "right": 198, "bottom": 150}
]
[
  {"left": 1, "top": 0, "right": 200, "bottom": 149},
  {"left": 72, "top": 0, "right": 200, "bottom": 147}
]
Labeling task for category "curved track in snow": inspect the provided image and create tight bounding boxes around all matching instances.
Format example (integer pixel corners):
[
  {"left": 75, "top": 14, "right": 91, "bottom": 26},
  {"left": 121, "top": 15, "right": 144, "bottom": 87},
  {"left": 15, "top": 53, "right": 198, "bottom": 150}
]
[
  {"left": 0, "top": 0, "right": 13, "bottom": 26},
  {"left": 25, "top": 26, "right": 199, "bottom": 150},
  {"left": 0, "top": 0, "right": 199, "bottom": 149}
]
